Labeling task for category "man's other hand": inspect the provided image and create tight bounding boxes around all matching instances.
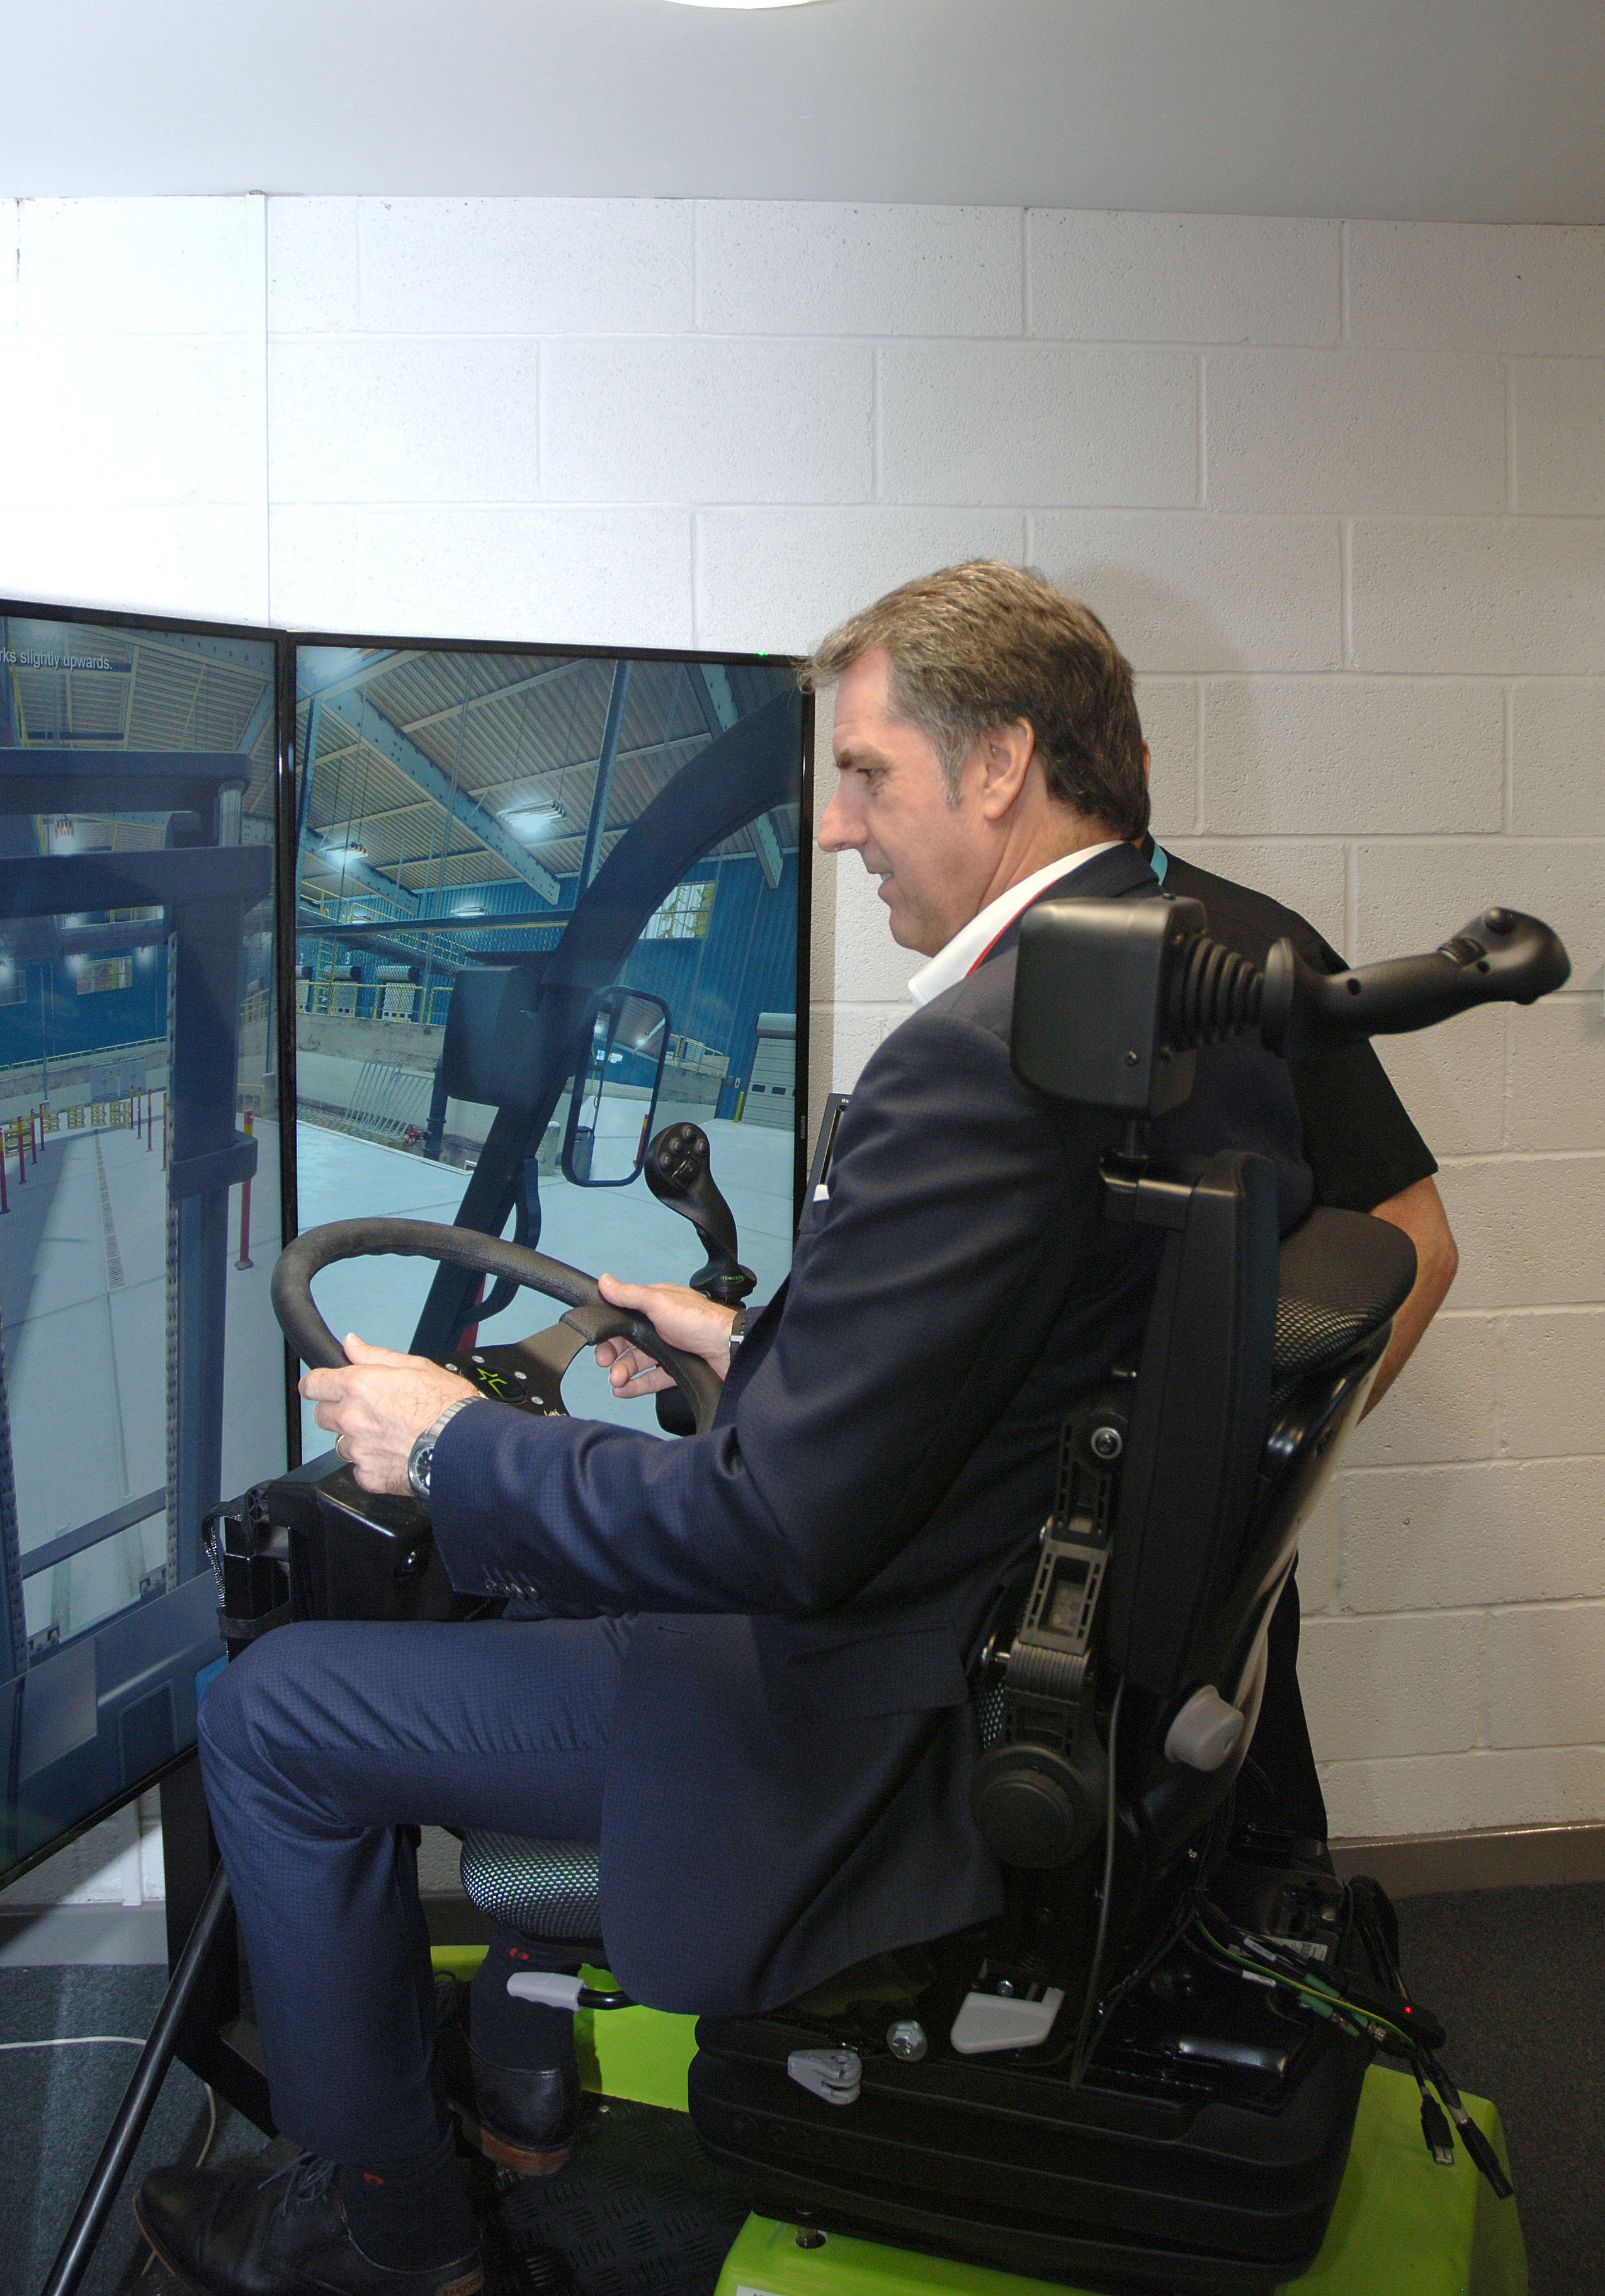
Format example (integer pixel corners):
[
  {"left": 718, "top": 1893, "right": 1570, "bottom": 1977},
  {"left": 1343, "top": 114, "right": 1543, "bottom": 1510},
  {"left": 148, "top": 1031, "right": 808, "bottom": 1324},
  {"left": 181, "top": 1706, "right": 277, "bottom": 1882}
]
[
  {"left": 301, "top": 1337, "right": 479, "bottom": 1496},
  {"left": 594, "top": 1273, "right": 737, "bottom": 1396}
]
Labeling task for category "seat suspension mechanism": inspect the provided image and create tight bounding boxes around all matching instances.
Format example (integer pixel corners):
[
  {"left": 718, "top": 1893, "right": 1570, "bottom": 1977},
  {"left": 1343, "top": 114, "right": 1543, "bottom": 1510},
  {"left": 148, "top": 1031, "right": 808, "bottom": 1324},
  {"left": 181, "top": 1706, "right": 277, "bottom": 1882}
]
[{"left": 969, "top": 1388, "right": 1128, "bottom": 1872}]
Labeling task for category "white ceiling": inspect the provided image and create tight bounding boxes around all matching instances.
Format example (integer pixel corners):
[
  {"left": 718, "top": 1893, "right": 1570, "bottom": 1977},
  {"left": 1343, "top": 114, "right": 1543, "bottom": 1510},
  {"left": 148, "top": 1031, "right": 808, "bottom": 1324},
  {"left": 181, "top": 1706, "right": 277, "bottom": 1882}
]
[{"left": 3, "top": 0, "right": 1602, "bottom": 223}]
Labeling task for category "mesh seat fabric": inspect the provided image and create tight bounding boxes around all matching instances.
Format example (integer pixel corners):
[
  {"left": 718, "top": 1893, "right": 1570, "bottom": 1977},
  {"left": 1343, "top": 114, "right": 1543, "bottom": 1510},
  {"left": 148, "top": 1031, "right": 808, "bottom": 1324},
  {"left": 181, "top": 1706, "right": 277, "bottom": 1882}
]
[
  {"left": 1272, "top": 1207, "right": 1416, "bottom": 1381},
  {"left": 460, "top": 1831, "right": 602, "bottom": 1945}
]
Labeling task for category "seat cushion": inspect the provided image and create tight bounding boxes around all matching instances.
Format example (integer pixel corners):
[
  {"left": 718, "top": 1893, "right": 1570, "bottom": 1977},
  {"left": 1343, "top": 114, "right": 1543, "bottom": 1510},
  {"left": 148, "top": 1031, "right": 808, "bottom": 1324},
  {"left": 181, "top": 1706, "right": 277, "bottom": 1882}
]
[{"left": 459, "top": 1831, "right": 603, "bottom": 1945}]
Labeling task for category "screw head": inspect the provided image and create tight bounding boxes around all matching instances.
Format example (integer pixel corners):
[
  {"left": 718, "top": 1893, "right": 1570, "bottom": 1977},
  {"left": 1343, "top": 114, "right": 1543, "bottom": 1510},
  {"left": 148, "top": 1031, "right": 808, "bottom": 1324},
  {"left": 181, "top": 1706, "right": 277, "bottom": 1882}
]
[
  {"left": 995, "top": 1978, "right": 1016, "bottom": 1997},
  {"left": 886, "top": 2018, "right": 928, "bottom": 2062},
  {"left": 1091, "top": 1425, "right": 1123, "bottom": 1461}
]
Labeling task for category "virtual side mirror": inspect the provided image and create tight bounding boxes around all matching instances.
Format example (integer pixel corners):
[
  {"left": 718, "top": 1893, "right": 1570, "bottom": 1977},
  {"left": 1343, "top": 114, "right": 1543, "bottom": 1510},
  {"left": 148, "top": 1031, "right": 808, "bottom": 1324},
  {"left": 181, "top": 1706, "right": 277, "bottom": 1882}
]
[{"left": 561, "top": 988, "right": 672, "bottom": 1186}]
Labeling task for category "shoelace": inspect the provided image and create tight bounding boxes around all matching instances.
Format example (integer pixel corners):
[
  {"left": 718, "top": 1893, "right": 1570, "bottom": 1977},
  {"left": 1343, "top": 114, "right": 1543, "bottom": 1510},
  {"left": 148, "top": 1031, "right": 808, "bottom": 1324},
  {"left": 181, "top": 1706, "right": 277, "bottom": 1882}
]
[{"left": 259, "top": 2151, "right": 341, "bottom": 2220}]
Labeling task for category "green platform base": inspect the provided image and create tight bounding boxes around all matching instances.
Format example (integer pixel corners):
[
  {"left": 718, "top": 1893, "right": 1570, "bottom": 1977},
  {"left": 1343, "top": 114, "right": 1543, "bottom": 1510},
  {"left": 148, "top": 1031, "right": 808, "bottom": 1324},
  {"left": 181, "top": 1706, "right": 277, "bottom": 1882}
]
[{"left": 429, "top": 1953, "right": 1525, "bottom": 2296}]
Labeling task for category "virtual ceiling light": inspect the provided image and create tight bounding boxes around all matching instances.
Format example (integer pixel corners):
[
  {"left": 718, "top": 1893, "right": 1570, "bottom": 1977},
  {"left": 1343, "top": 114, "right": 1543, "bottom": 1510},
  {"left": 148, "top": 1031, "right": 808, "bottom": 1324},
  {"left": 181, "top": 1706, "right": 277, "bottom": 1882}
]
[
  {"left": 664, "top": 2, "right": 829, "bottom": 10},
  {"left": 500, "top": 797, "right": 567, "bottom": 842}
]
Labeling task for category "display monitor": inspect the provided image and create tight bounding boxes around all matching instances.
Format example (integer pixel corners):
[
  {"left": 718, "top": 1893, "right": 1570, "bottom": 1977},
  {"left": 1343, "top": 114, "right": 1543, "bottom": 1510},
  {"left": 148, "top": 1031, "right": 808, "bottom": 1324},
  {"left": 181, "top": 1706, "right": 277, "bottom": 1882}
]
[
  {"left": 290, "top": 641, "right": 808, "bottom": 1439},
  {"left": 0, "top": 601, "right": 289, "bottom": 1887}
]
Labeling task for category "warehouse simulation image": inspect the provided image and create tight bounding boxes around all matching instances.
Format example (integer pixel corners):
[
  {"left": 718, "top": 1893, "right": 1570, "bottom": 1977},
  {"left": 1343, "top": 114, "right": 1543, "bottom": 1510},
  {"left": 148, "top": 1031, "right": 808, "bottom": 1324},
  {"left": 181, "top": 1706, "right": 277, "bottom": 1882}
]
[
  {"left": 0, "top": 604, "right": 286, "bottom": 1877},
  {"left": 292, "top": 642, "right": 805, "bottom": 1440}
]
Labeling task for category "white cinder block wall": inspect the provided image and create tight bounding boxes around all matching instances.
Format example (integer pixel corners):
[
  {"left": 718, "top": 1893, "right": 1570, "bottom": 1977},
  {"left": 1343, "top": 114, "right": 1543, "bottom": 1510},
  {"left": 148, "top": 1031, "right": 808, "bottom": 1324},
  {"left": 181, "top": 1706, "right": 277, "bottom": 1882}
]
[{"left": 0, "top": 198, "right": 1601, "bottom": 1916}]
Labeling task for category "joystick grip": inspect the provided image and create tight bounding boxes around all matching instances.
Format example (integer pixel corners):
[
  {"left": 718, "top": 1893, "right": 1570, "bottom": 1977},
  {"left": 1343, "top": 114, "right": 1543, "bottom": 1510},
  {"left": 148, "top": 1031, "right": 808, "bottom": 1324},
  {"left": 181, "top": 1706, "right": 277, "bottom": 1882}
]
[{"left": 645, "top": 1123, "right": 756, "bottom": 1306}]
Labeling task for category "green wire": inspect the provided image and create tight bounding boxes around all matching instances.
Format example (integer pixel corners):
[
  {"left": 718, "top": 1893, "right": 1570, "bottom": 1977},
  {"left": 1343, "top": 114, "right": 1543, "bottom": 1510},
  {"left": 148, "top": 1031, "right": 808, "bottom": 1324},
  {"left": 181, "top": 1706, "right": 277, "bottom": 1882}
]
[{"left": 1192, "top": 1920, "right": 1416, "bottom": 2050}]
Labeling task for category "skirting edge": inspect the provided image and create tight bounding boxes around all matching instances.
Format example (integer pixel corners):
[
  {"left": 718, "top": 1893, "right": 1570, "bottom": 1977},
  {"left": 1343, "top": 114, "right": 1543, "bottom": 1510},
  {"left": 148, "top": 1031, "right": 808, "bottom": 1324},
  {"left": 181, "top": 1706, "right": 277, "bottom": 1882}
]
[{"left": 1331, "top": 1820, "right": 1605, "bottom": 1897}]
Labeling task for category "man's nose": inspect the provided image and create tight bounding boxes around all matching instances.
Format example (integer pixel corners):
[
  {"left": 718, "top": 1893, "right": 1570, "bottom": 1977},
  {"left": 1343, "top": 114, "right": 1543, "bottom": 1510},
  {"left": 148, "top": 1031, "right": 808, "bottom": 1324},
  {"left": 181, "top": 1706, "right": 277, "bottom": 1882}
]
[{"left": 817, "top": 781, "right": 861, "bottom": 852}]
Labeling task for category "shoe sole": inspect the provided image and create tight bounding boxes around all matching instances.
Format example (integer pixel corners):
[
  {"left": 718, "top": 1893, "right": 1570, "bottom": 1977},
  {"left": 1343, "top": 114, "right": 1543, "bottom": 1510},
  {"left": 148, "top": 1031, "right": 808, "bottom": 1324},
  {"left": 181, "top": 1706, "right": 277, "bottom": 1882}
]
[
  {"left": 132, "top": 2193, "right": 212, "bottom": 2296},
  {"left": 448, "top": 2101, "right": 571, "bottom": 2180}
]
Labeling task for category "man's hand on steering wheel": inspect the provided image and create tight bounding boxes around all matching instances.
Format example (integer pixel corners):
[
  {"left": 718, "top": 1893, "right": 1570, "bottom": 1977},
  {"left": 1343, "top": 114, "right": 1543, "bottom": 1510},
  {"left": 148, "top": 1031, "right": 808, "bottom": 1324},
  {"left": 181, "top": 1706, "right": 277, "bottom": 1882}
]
[
  {"left": 302, "top": 1338, "right": 478, "bottom": 1497},
  {"left": 594, "top": 1272, "right": 736, "bottom": 1396}
]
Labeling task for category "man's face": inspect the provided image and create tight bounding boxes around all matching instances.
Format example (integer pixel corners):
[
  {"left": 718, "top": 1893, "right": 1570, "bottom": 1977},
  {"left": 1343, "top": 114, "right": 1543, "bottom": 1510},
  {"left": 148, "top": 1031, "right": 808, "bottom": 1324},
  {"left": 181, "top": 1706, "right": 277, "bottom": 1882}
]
[{"left": 817, "top": 649, "right": 990, "bottom": 958}]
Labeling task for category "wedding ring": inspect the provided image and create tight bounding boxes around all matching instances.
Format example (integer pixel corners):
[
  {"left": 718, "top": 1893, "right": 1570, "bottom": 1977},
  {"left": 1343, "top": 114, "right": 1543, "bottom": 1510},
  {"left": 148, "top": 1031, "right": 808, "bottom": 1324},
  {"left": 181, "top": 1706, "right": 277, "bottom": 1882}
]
[{"left": 335, "top": 1433, "right": 351, "bottom": 1462}]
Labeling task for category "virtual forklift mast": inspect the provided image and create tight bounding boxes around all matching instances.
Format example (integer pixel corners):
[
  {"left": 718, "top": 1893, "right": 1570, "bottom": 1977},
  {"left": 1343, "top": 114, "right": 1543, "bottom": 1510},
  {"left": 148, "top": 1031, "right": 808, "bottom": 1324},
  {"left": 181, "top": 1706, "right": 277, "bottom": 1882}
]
[{"left": 0, "top": 752, "right": 266, "bottom": 1684}]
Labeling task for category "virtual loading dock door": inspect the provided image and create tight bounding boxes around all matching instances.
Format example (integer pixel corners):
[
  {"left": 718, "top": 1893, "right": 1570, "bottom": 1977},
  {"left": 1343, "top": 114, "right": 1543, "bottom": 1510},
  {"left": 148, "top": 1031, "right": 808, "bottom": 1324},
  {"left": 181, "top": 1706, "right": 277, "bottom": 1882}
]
[{"left": 741, "top": 1010, "right": 797, "bottom": 1130}]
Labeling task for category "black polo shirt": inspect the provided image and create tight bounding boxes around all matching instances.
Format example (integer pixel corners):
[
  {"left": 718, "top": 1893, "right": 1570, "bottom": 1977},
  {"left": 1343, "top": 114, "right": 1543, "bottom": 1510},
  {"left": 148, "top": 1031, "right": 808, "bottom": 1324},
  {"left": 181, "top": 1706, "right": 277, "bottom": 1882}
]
[{"left": 1146, "top": 841, "right": 1437, "bottom": 1215}]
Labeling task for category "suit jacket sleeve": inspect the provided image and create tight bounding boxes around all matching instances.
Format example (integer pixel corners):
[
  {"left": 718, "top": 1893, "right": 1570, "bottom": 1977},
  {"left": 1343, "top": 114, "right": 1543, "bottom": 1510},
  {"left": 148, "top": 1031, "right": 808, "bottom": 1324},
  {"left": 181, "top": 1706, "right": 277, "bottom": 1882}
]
[{"left": 428, "top": 1001, "right": 1091, "bottom": 1619}]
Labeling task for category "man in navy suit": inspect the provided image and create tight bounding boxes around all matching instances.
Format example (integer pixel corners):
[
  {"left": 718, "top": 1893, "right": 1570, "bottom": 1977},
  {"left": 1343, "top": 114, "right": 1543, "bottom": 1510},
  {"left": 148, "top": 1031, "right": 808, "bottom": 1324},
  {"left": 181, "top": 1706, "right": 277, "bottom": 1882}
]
[{"left": 138, "top": 565, "right": 1312, "bottom": 2296}]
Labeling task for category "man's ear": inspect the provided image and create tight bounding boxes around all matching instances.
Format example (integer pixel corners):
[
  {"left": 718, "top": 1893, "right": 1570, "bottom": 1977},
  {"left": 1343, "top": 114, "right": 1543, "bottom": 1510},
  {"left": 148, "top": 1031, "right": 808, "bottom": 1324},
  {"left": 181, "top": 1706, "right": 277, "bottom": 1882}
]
[
  {"left": 973, "top": 720, "right": 1036, "bottom": 818},
  {"left": 1141, "top": 739, "right": 1152, "bottom": 787}
]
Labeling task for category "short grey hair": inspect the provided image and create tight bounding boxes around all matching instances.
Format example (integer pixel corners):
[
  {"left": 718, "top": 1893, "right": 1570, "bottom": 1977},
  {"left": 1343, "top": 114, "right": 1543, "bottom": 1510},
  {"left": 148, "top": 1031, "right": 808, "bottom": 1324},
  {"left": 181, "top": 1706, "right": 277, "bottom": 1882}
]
[{"left": 803, "top": 560, "right": 1148, "bottom": 839}]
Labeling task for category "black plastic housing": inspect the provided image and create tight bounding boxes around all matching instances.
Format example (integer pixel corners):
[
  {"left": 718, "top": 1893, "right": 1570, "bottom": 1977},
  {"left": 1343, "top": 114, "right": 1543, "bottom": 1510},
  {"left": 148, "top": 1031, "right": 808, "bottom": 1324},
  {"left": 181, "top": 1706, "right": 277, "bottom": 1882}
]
[{"left": 1012, "top": 896, "right": 1205, "bottom": 1116}]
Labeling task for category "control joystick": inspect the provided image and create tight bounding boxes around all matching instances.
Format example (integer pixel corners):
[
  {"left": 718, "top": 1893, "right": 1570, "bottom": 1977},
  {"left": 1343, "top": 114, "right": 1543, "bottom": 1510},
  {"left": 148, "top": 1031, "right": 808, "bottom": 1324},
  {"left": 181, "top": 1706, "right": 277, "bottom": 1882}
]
[{"left": 645, "top": 1123, "right": 756, "bottom": 1306}]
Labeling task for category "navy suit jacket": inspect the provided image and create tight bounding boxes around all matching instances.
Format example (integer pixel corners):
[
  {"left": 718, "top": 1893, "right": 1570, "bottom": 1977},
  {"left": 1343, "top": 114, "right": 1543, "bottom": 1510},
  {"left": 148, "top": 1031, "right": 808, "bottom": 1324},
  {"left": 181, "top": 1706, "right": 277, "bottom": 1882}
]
[{"left": 431, "top": 844, "right": 1312, "bottom": 2014}]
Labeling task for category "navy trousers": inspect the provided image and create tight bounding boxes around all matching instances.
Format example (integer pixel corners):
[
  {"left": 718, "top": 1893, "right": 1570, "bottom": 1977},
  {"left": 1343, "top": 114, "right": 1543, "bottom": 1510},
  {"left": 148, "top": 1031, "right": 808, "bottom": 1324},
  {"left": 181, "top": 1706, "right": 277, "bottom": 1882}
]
[{"left": 196, "top": 1611, "right": 630, "bottom": 2163}]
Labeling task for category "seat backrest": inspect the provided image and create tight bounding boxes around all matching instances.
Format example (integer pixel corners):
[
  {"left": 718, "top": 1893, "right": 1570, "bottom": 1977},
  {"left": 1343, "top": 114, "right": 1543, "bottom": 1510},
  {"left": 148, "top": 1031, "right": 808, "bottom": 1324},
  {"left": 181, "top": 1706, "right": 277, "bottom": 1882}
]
[
  {"left": 1103, "top": 1150, "right": 1281, "bottom": 1700},
  {"left": 1120, "top": 1198, "right": 1416, "bottom": 1874}
]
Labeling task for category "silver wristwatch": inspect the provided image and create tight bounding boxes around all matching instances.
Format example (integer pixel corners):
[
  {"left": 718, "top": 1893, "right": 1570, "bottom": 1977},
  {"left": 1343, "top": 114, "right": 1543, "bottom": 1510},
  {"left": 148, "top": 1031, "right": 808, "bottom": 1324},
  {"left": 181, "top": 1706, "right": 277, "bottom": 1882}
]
[
  {"left": 727, "top": 1304, "right": 748, "bottom": 1364},
  {"left": 407, "top": 1398, "right": 475, "bottom": 1503}
]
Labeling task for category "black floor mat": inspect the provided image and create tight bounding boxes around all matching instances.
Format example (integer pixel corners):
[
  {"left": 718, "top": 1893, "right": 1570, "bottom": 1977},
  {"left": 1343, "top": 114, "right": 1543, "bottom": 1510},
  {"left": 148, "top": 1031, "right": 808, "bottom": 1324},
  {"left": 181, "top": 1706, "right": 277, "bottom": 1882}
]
[{"left": 478, "top": 2098, "right": 751, "bottom": 2296}]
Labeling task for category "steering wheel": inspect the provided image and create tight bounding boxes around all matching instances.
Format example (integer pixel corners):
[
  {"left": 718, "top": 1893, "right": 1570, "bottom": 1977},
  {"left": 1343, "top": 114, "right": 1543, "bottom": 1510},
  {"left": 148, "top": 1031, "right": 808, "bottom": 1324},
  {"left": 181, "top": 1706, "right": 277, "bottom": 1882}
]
[{"left": 271, "top": 1217, "right": 724, "bottom": 1437}]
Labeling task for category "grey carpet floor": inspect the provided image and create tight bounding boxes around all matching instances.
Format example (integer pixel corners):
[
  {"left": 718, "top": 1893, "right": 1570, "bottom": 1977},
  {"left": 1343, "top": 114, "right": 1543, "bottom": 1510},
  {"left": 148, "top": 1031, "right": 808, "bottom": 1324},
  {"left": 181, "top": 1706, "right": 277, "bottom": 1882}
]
[
  {"left": 5, "top": 1885, "right": 1599, "bottom": 2296},
  {"left": 1394, "top": 1881, "right": 1605, "bottom": 2296},
  {"left": 0, "top": 1967, "right": 261, "bottom": 2296}
]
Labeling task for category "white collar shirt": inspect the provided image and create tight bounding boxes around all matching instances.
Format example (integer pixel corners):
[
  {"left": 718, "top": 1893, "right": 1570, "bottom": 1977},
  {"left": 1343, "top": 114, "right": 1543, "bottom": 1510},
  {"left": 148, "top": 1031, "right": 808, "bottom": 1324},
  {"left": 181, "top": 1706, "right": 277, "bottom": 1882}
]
[{"left": 905, "top": 843, "right": 1125, "bottom": 1009}]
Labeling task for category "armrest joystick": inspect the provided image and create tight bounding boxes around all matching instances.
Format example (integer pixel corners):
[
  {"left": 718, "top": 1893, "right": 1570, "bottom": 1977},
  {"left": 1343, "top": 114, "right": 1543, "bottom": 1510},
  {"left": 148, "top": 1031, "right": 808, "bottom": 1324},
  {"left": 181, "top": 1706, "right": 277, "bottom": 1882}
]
[{"left": 644, "top": 1123, "right": 756, "bottom": 1307}]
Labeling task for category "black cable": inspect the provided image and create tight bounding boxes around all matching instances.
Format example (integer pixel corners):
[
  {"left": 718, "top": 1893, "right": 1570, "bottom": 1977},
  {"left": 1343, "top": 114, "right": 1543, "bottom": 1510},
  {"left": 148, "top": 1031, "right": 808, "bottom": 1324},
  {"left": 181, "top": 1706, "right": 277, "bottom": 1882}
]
[
  {"left": 1424, "top": 2052, "right": 1515, "bottom": 2200},
  {"left": 1069, "top": 1675, "right": 1124, "bottom": 2086},
  {"left": 1070, "top": 1790, "right": 1236, "bottom": 2066}
]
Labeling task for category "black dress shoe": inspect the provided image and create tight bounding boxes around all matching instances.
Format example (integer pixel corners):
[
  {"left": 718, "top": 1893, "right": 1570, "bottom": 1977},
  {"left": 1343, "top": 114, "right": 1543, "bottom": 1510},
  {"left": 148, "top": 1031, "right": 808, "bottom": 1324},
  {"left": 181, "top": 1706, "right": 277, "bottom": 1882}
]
[
  {"left": 434, "top": 1979, "right": 580, "bottom": 2178},
  {"left": 135, "top": 2148, "right": 483, "bottom": 2296}
]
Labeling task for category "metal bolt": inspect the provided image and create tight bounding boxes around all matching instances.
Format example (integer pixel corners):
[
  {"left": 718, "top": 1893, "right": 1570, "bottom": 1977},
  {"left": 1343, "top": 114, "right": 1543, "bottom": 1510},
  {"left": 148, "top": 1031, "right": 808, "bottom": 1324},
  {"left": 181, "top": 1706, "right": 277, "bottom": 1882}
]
[
  {"left": 1124, "top": 1049, "right": 1140, "bottom": 1065},
  {"left": 887, "top": 2019, "right": 928, "bottom": 2062},
  {"left": 795, "top": 2229, "right": 827, "bottom": 2251},
  {"left": 1091, "top": 1425, "right": 1123, "bottom": 1461},
  {"left": 995, "top": 1978, "right": 1016, "bottom": 1997}
]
